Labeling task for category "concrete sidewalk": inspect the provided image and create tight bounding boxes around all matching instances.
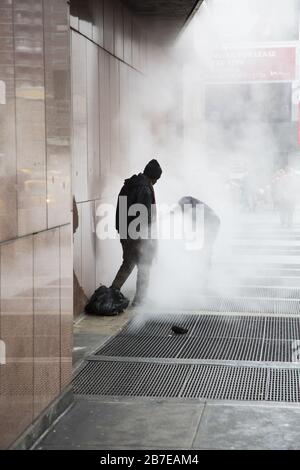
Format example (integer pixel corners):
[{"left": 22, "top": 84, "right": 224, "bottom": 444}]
[
  {"left": 35, "top": 215, "right": 300, "bottom": 450},
  {"left": 35, "top": 314, "right": 300, "bottom": 451},
  {"left": 36, "top": 396, "right": 300, "bottom": 450}
]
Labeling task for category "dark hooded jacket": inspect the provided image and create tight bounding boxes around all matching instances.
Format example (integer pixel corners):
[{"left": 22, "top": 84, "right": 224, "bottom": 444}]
[{"left": 116, "top": 173, "right": 156, "bottom": 239}]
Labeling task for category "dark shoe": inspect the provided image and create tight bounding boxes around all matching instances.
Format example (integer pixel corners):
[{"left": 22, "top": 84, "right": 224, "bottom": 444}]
[{"left": 132, "top": 294, "right": 156, "bottom": 307}]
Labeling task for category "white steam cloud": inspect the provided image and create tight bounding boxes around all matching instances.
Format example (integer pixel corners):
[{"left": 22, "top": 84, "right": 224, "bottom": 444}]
[{"left": 98, "top": 0, "right": 300, "bottom": 314}]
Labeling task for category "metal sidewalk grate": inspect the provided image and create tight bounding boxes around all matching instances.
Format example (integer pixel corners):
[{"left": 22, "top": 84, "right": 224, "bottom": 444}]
[
  {"left": 181, "top": 365, "right": 268, "bottom": 401},
  {"left": 121, "top": 313, "right": 199, "bottom": 337},
  {"left": 96, "top": 335, "right": 187, "bottom": 358},
  {"left": 268, "top": 368, "right": 300, "bottom": 402},
  {"left": 264, "top": 317, "right": 300, "bottom": 340},
  {"left": 97, "top": 336, "right": 297, "bottom": 362},
  {"left": 235, "top": 234, "right": 300, "bottom": 241},
  {"left": 95, "top": 315, "right": 300, "bottom": 362},
  {"left": 178, "top": 338, "right": 263, "bottom": 361},
  {"left": 261, "top": 341, "right": 295, "bottom": 362},
  {"left": 124, "top": 297, "right": 299, "bottom": 315},
  {"left": 121, "top": 315, "right": 300, "bottom": 340},
  {"left": 216, "top": 264, "right": 300, "bottom": 278},
  {"left": 191, "top": 315, "right": 265, "bottom": 339},
  {"left": 249, "top": 269, "right": 300, "bottom": 278},
  {"left": 234, "top": 286, "right": 300, "bottom": 300},
  {"left": 73, "top": 361, "right": 190, "bottom": 397},
  {"left": 242, "top": 277, "right": 300, "bottom": 287},
  {"left": 219, "top": 297, "right": 300, "bottom": 314},
  {"left": 233, "top": 246, "right": 300, "bottom": 256},
  {"left": 140, "top": 297, "right": 300, "bottom": 314},
  {"left": 258, "top": 269, "right": 300, "bottom": 277},
  {"left": 73, "top": 361, "right": 300, "bottom": 402}
]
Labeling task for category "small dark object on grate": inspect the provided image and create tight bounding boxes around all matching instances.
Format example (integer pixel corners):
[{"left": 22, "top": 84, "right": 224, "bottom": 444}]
[
  {"left": 172, "top": 325, "right": 188, "bottom": 335},
  {"left": 85, "top": 286, "right": 129, "bottom": 316}
]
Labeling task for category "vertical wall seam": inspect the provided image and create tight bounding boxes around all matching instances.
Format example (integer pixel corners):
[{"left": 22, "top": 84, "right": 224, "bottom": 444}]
[
  {"left": 12, "top": 0, "right": 18, "bottom": 237},
  {"left": 112, "top": 0, "right": 115, "bottom": 59},
  {"left": 79, "top": 203, "right": 83, "bottom": 290},
  {"left": 98, "top": 47, "right": 102, "bottom": 183},
  {"left": 108, "top": 54, "right": 112, "bottom": 171},
  {"left": 59, "top": 226, "right": 62, "bottom": 391},
  {"left": 121, "top": 3, "right": 124, "bottom": 61},
  {"left": 130, "top": 15, "right": 133, "bottom": 68},
  {"left": 0, "top": 246, "right": 1, "bottom": 341},
  {"left": 42, "top": 0, "right": 48, "bottom": 229},
  {"left": 103, "top": 0, "right": 105, "bottom": 51},
  {"left": 85, "top": 38, "right": 89, "bottom": 203},
  {"left": 112, "top": 0, "right": 116, "bottom": 56},
  {"left": 94, "top": 200, "right": 97, "bottom": 290},
  {"left": 32, "top": 234, "right": 35, "bottom": 421},
  {"left": 70, "top": 28, "right": 74, "bottom": 217},
  {"left": 118, "top": 57, "right": 121, "bottom": 172}
]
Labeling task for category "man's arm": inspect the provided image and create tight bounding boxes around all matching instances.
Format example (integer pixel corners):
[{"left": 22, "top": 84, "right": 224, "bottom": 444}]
[{"left": 137, "top": 186, "right": 153, "bottom": 226}]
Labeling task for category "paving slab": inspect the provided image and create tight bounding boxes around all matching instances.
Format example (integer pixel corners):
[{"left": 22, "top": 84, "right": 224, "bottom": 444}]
[
  {"left": 193, "top": 403, "right": 300, "bottom": 450},
  {"left": 73, "top": 332, "right": 109, "bottom": 367},
  {"left": 37, "top": 398, "right": 204, "bottom": 450},
  {"left": 74, "top": 310, "right": 134, "bottom": 336}
]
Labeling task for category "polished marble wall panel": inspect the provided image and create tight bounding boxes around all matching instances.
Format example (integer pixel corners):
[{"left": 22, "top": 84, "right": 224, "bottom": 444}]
[
  {"left": 14, "top": 0, "right": 47, "bottom": 236},
  {"left": 110, "top": 56, "right": 120, "bottom": 176},
  {"left": 99, "top": 47, "right": 111, "bottom": 182},
  {"left": 92, "top": 0, "right": 104, "bottom": 47},
  {"left": 1, "top": 0, "right": 71, "bottom": 241},
  {"left": 95, "top": 198, "right": 121, "bottom": 288},
  {"left": 0, "top": 224, "right": 73, "bottom": 448},
  {"left": 71, "top": 0, "right": 151, "bottom": 305},
  {"left": 119, "top": 61, "right": 131, "bottom": 174},
  {"left": 33, "top": 228, "right": 60, "bottom": 418},
  {"left": 73, "top": 200, "right": 82, "bottom": 287},
  {"left": 78, "top": 0, "right": 93, "bottom": 39},
  {"left": 103, "top": 0, "right": 114, "bottom": 55},
  {"left": 132, "top": 20, "right": 141, "bottom": 71},
  {"left": 0, "top": 0, "right": 72, "bottom": 449},
  {"left": 71, "top": 30, "right": 88, "bottom": 202},
  {"left": 44, "top": 0, "right": 71, "bottom": 229},
  {"left": 123, "top": 7, "right": 132, "bottom": 66},
  {"left": 60, "top": 224, "right": 73, "bottom": 391},
  {"left": 87, "top": 41, "right": 100, "bottom": 200},
  {"left": 70, "top": 0, "right": 146, "bottom": 72},
  {"left": 0, "top": 236, "right": 34, "bottom": 449},
  {"left": 114, "top": 0, "right": 124, "bottom": 61},
  {"left": 0, "top": 0, "right": 17, "bottom": 242},
  {"left": 69, "top": 0, "right": 79, "bottom": 31},
  {"left": 81, "top": 201, "right": 96, "bottom": 298},
  {"left": 73, "top": 201, "right": 96, "bottom": 299}
]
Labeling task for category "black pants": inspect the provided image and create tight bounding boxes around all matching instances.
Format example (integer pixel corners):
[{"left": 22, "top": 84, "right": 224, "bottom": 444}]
[{"left": 111, "top": 239, "right": 154, "bottom": 303}]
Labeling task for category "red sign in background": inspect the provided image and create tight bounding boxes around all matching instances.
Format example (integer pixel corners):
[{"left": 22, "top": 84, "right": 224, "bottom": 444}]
[
  {"left": 298, "top": 103, "right": 300, "bottom": 147},
  {"left": 211, "top": 47, "right": 296, "bottom": 82}
]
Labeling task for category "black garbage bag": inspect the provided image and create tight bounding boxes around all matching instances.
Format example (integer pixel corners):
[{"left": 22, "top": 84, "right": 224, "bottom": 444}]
[{"left": 85, "top": 286, "right": 130, "bottom": 316}]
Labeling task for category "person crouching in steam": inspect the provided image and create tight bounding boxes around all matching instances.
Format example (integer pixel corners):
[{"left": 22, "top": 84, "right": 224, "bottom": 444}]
[
  {"left": 177, "top": 196, "right": 220, "bottom": 270},
  {"left": 111, "top": 159, "right": 162, "bottom": 307}
]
